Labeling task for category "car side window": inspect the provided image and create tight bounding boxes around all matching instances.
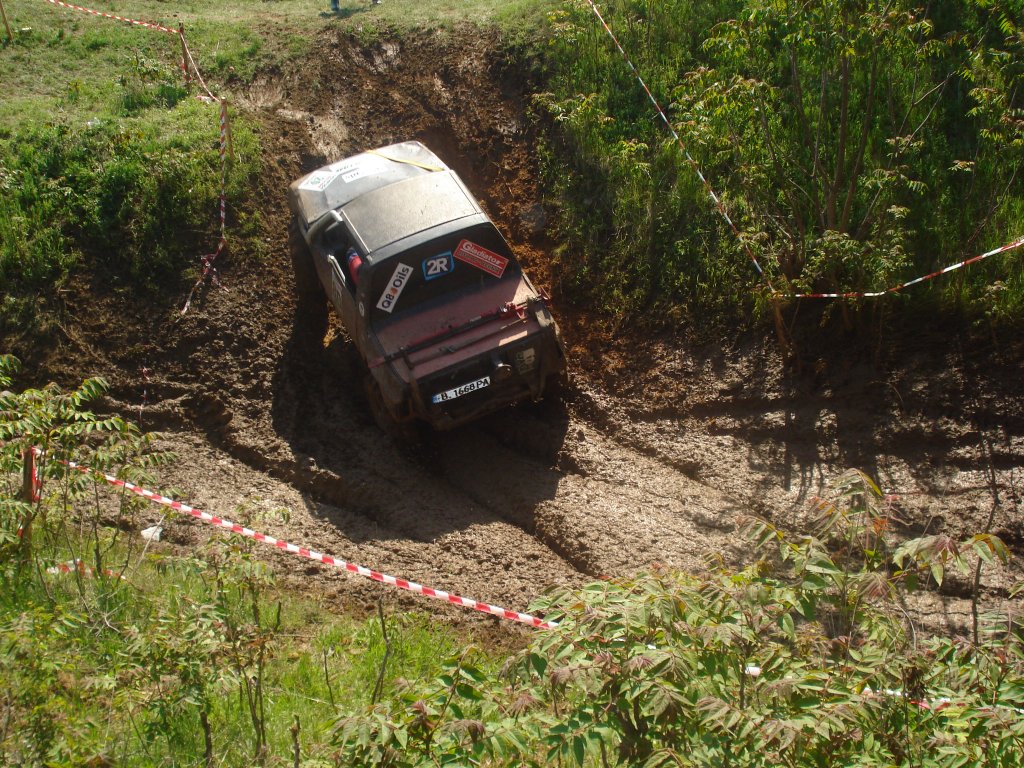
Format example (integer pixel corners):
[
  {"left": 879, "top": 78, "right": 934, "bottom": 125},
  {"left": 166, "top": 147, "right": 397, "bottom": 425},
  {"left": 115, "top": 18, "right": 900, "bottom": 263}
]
[{"left": 323, "top": 222, "right": 361, "bottom": 295}]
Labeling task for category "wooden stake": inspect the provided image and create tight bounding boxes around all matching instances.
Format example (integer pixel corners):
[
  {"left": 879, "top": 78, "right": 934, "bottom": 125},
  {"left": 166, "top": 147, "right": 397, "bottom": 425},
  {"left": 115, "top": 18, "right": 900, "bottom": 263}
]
[
  {"left": 21, "top": 448, "right": 38, "bottom": 503},
  {"left": 0, "top": 0, "right": 14, "bottom": 45},
  {"left": 179, "top": 24, "right": 191, "bottom": 86},
  {"left": 223, "top": 99, "right": 235, "bottom": 163},
  {"left": 771, "top": 298, "right": 795, "bottom": 364}
]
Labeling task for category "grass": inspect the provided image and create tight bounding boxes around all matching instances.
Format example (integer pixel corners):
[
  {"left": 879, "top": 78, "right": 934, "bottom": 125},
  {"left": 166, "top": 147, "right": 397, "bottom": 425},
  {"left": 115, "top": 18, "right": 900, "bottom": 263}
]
[
  {"left": 0, "top": 0, "right": 270, "bottom": 326},
  {"left": 0, "top": 526, "right": 495, "bottom": 766},
  {"left": 0, "top": 99, "right": 260, "bottom": 297},
  {"left": 0, "top": 0, "right": 558, "bottom": 121}
]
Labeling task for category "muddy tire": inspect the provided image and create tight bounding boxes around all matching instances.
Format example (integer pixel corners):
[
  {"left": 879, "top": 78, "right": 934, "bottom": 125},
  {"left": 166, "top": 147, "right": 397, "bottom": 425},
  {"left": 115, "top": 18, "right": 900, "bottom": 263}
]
[
  {"left": 289, "top": 216, "right": 328, "bottom": 345},
  {"left": 524, "top": 369, "right": 571, "bottom": 421},
  {"left": 364, "top": 373, "right": 423, "bottom": 446},
  {"left": 544, "top": 369, "right": 572, "bottom": 403},
  {"left": 289, "top": 216, "right": 325, "bottom": 300}
]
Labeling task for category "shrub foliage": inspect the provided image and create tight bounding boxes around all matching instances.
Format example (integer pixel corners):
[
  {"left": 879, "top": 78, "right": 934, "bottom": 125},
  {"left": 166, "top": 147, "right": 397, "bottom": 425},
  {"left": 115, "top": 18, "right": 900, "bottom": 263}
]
[
  {"left": 537, "top": 0, "right": 1024, "bottom": 322},
  {"left": 333, "top": 471, "right": 1022, "bottom": 767}
]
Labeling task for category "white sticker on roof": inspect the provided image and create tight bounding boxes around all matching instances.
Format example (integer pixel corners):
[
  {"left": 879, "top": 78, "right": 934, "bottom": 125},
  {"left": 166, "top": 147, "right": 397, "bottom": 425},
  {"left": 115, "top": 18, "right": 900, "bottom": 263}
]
[
  {"left": 328, "top": 154, "right": 391, "bottom": 183},
  {"left": 342, "top": 166, "right": 377, "bottom": 184},
  {"left": 299, "top": 170, "right": 341, "bottom": 192}
]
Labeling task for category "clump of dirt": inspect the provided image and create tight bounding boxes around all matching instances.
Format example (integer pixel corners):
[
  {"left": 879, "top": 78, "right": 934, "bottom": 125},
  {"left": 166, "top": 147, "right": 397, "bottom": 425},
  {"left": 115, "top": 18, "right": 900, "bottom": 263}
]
[{"left": 9, "top": 25, "right": 1022, "bottom": 639}]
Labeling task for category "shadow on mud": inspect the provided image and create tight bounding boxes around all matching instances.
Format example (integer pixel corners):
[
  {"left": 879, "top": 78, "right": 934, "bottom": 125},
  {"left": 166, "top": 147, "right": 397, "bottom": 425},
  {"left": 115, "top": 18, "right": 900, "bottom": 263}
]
[{"left": 269, "top": 281, "right": 572, "bottom": 553}]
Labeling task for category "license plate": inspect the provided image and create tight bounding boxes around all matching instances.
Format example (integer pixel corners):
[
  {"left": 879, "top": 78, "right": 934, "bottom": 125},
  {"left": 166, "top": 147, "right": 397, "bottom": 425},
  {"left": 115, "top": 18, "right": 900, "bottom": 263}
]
[{"left": 431, "top": 375, "right": 491, "bottom": 404}]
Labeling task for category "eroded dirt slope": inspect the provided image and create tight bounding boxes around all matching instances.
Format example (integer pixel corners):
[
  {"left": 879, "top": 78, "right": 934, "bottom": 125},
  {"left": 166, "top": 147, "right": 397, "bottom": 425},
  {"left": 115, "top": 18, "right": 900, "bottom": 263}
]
[{"left": 15, "top": 26, "right": 1023, "bottom": 636}]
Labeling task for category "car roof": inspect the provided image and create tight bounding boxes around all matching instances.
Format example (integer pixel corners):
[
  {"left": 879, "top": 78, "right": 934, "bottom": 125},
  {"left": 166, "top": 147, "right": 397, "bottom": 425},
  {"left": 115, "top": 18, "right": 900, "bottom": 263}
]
[
  {"left": 288, "top": 141, "right": 486, "bottom": 255},
  {"left": 344, "top": 172, "right": 482, "bottom": 257}
]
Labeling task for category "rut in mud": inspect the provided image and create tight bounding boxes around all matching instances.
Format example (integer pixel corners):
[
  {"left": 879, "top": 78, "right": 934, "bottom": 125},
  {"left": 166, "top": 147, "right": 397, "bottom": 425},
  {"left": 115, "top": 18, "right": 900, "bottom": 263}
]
[{"left": 21, "top": 26, "right": 1023, "bottom": 637}]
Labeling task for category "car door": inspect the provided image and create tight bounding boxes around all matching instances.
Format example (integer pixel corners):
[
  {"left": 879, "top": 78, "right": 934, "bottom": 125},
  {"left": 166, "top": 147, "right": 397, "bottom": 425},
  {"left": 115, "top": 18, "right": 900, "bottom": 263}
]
[{"left": 326, "top": 251, "right": 361, "bottom": 336}]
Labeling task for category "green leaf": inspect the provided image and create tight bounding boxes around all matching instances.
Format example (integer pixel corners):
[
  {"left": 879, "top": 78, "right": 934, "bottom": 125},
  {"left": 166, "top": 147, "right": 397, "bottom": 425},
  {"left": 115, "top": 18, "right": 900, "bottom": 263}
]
[
  {"left": 455, "top": 683, "right": 481, "bottom": 701},
  {"left": 780, "top": 612, "right": 795, "bottom": 639},
  {"left": 572, "top": 735, "right": 586, "bottom": 765},
  {"left": 529, "top": 652, "right": 548, "bottom": 677},
  {"left": 801, "top": 573, "right": 829, "bottom": 591},
  {"left": 805, "top": 555, "right": 842, "bottom": 575},
  {"left": 967, "top": 534, "right": 1009, "bottom": 565}
]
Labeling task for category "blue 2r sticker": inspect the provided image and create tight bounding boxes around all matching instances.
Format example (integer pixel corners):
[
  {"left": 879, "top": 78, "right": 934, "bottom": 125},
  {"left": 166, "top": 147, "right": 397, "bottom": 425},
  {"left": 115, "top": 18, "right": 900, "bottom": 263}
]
[{"left": 423, "top": 252, "right": 455, "bottom": 281}]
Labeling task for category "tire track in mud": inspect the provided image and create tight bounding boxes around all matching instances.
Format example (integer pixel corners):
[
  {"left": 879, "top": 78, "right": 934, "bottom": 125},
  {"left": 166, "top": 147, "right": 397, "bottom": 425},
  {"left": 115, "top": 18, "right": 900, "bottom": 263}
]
[
  {"left": 274, "top": 328, "right": 751, "bottom": 582},
  {"left": 36, "top": 26, "right": 1020, "bottom": 638},
  {"left": 432, "top": 418, "right": 748, "bottom": 579},
  {"left": 558, "top": 338, "right": 1024, "bottom": 635},
  {"left": 116, "top": 384, "right": 587, "bottom": 619},
  {"left": 110, "top": 321, "right": 752, "bottom": 609}
]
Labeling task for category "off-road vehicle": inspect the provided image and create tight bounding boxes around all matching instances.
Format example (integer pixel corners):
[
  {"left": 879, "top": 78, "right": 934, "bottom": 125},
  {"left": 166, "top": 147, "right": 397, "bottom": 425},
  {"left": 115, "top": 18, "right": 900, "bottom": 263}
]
[{"left": 288, "top": 141, "right": 566, "bottom": 430}]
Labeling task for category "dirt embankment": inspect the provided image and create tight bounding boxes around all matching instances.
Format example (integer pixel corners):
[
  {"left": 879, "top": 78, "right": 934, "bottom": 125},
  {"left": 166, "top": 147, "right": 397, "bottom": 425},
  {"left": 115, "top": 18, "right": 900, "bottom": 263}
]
[{"left": 12, "top": 26, "right": 1023, "bottom": 637}]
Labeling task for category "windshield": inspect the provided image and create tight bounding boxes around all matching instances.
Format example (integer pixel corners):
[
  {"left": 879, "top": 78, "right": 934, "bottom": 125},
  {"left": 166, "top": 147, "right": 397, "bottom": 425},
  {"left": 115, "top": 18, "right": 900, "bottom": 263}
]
[{"left": 365, "top": 223, "right": 521, "bottom": 322}]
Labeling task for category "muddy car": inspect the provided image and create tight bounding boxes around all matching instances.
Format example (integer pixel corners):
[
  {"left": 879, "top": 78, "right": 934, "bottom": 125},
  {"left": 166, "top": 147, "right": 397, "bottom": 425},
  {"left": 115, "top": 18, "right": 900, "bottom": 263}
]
[{"left": 288, "top": 141, "right": 566, "bottom": 430}]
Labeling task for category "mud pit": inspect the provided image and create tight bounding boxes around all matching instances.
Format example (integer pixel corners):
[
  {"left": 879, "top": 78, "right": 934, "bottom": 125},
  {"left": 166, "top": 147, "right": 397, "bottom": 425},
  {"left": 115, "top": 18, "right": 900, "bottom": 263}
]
[{"left": 21, "top": 27, "right": 1024, "bottom": 637}]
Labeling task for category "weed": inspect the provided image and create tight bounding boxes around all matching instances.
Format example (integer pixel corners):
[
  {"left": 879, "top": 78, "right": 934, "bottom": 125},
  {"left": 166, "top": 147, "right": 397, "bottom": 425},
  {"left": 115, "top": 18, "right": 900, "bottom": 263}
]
[
  {"left": 0, "top": 355, "right": 488, "bottom": 765},
  {"left": 332, "top": 469, "right": 1023, "bottom": 767}
]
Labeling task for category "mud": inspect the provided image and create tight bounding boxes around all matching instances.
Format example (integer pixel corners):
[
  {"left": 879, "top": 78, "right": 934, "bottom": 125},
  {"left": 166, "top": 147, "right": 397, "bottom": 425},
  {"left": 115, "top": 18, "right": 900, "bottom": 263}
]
[{"left": 11, "top": 26, "right": 1022, "bottom": 638}]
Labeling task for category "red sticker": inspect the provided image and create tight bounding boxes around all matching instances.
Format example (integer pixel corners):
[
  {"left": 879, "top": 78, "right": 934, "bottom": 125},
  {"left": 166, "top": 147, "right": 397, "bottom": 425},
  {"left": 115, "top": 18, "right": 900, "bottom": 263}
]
[{"left": 454, "top": 240, "right": 509, "bottom": 278}]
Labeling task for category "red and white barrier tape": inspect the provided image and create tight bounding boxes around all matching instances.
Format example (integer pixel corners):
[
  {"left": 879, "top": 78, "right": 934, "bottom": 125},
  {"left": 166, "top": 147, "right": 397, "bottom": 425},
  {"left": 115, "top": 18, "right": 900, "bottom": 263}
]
[
  {"left": 780, "top": 236, "right": 1024, "bottom": 299},
  {"left": 46, "top": 558, "right": 123, "bottom": 579},
  {"left": 179, "top": 32, "right": 231, "bottom": 314},
  {"left": 179, "top": 32, "right": 218, "bottom": 103},
  {"left": 41, "top": 0, "right": 177, "bottom": 34},
  {"left": 53, "top": 455, "right": 554, "bottom": 629}
]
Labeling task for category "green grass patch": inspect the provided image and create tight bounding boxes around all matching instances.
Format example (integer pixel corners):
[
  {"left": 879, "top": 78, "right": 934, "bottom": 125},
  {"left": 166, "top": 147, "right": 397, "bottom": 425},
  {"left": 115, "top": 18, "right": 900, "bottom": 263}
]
[
  {"left": 0, "top": 3, "right": 264, "bottom": 327},
  {"left": 0, "top": 0, "right": 558, "bottom": 109},
  {"left": 0, "top": 547, "right": 478, "bottom": 767},
  {"left": 0, "top": 99, "right": 259, "bottom": 295}
]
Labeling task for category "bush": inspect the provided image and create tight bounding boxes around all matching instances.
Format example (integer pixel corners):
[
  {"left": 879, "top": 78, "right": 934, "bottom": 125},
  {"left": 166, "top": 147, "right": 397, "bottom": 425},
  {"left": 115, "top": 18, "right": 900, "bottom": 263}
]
[
  {"left": 537, "top": 0, "right": 1024, "bottom": 324},
  {"left": 332, "top": 471, "right": 1024, "bottom": 767}
]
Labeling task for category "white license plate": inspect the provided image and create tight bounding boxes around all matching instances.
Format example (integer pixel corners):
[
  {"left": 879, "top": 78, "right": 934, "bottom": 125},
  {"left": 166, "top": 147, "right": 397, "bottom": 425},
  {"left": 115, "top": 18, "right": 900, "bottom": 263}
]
[{"left": 431, "top": 375, "right": 491, "bottom": 404}]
